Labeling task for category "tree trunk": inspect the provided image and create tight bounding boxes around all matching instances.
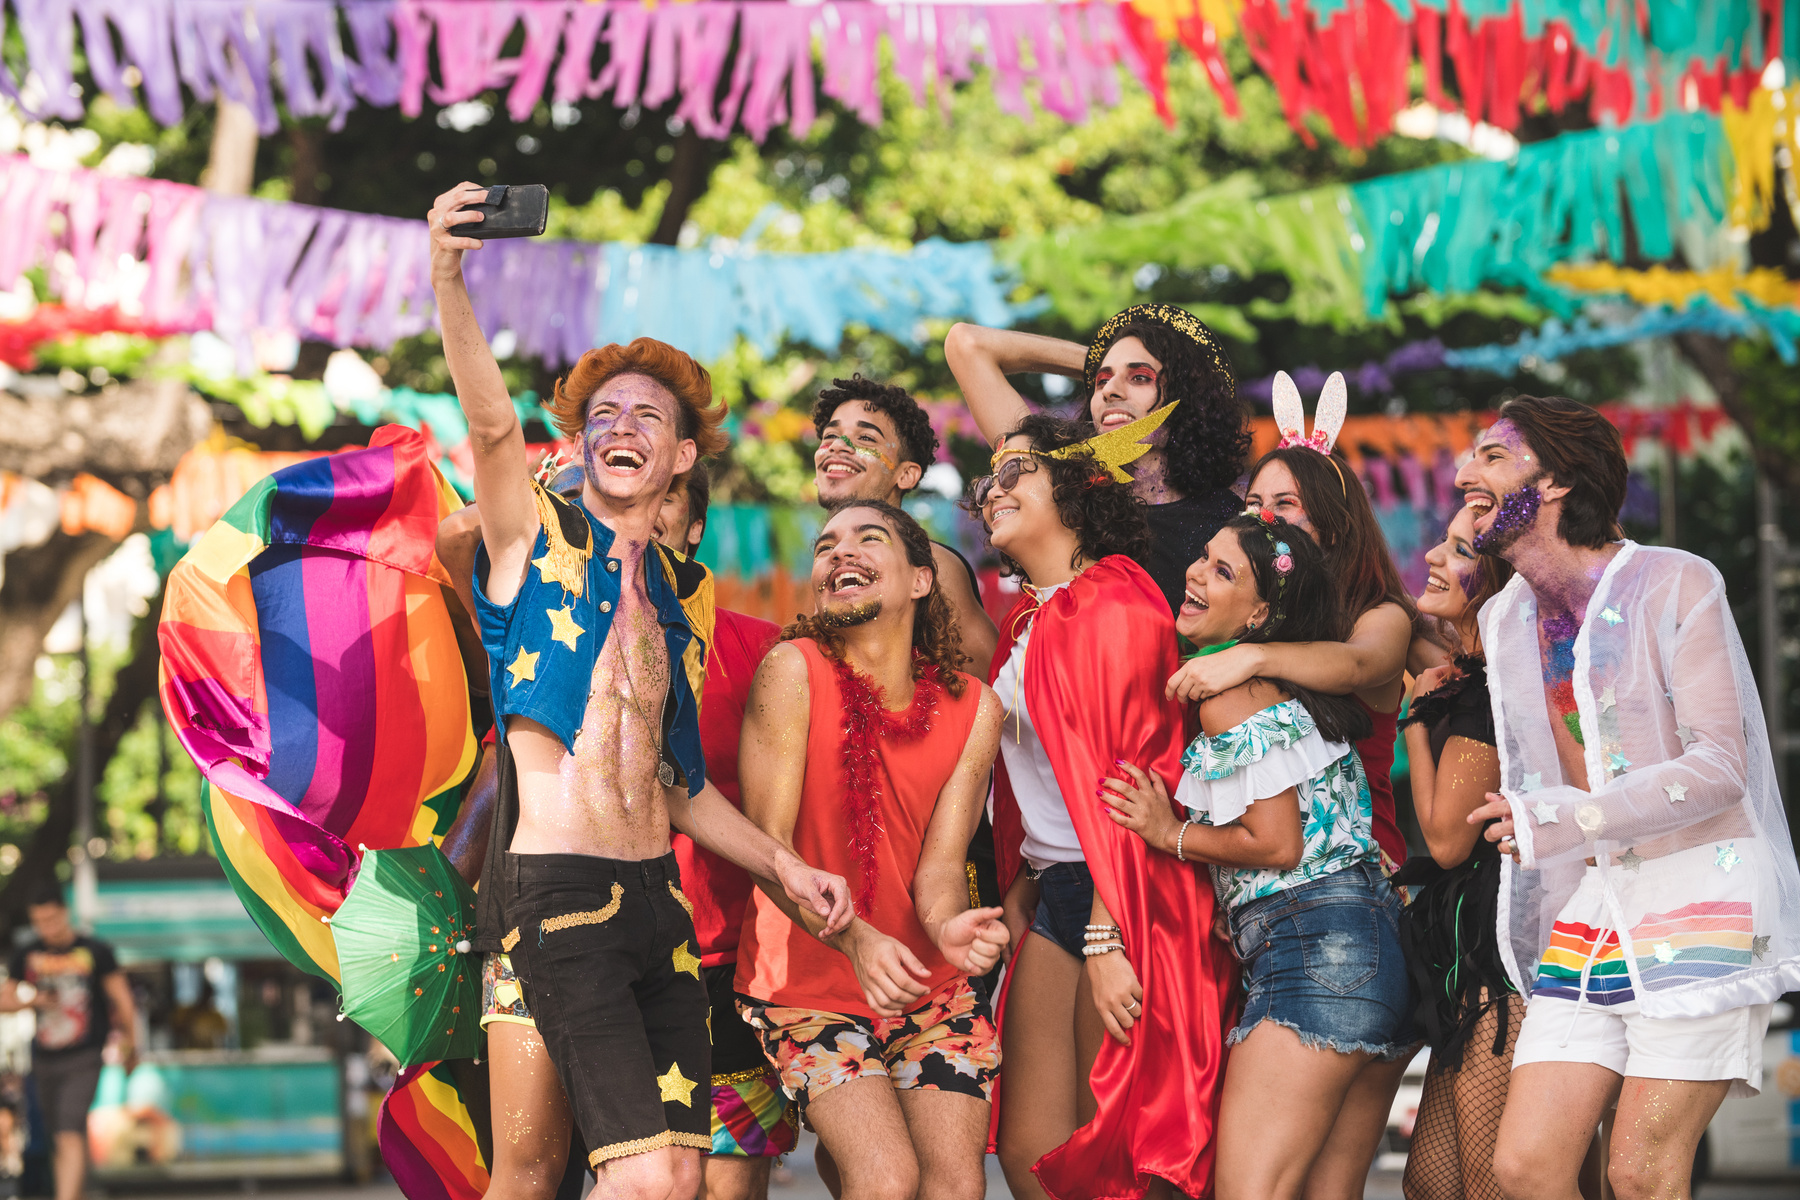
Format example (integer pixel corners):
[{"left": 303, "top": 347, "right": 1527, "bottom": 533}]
[
  {"left": 0, "top": 532, "right": 118, "bottom": 718},
  {"left": 1674, "top": 332, "right": 1800, "bottom": 507},
  {"left": 0, "top": 587, "right": 166, "bottom": 944},
  {"left": 0, "top": 377, "right": 210, "bottom": 719},
  {"left": 203, "top": 98, "right": 260, "bottom": 196},
  {"left": 650, "top": 128, "right": 716, "bottom": 246}
]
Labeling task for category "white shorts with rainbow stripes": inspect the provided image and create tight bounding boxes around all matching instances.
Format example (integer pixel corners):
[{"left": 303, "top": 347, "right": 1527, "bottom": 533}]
[{"left": 1516, "top": 838, "right": 1773, "bottom": 1097}]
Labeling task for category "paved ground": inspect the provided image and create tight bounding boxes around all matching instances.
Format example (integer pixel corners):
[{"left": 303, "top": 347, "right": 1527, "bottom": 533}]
[{"left": 92, "top": 1136, "right": 1798, "bottom": 1199}]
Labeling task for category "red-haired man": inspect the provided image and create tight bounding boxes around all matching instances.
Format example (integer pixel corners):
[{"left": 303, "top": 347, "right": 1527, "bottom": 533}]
[{"left": 428, "top": 184, "right": 852, "bottom": 1200}]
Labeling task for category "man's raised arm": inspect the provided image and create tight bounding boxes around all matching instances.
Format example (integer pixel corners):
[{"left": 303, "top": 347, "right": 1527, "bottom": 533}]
[{"left": 429, "top": 183, "right": 537, "bottom": 604}]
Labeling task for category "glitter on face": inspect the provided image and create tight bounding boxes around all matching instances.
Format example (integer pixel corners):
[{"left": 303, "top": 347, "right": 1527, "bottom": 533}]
[
  {"left": 1474, "top": 484, "right": 1542, "bottom": 553},
  {"left": 818, "top": 598, "right": 883, "bottom": 628},
  {"left": 822, "top": 432, "right": 898, "bottom": 472},
  {"left": 582, "top": 374, "right": 681, "bottom": 497}
]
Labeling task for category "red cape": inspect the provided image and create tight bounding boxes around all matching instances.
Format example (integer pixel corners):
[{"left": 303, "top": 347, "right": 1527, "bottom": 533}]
[{"left": 989, "top": 557, "right": 1236, "bottom": 1200}]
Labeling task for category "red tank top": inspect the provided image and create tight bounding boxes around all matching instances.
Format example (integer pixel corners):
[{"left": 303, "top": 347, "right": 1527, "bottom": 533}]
[
  {"left": 735, "top": 639, "right": 983, "bottom": 1017},
  {"left": 1357, "top": 697, "right": 1406, "bottom": 866},
  {"left": 673, "top": 608, "right": 780, "bottom": 968}
]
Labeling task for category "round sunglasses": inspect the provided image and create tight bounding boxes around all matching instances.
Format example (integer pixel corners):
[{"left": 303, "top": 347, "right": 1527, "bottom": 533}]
[{"left": 970, "top": 452, "right": 1047, "bottom": 508}]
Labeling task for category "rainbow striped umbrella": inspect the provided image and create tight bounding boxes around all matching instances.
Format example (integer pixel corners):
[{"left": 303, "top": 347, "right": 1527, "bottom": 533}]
[{"left": 157, "top": 425, "right": 477, "bottom": 984}]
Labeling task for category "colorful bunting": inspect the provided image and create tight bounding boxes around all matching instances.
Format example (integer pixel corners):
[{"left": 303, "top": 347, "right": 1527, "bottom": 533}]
[
  {"left": 0, "top": 154, "right": 1021, "bottom": 370},
  {"left": 156, "top": 425, "right": 476, "bottom": 983},
  {"left": 0, "top": 2, "right": 1783, "bottom": 146},
  {"left": 1349, "top": 112, "right": 1730, "bottom": 317}
]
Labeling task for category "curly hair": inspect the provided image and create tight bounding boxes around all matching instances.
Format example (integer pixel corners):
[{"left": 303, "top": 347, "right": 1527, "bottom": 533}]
[
  {"left": 962, "top": 414, "right": 1151, "bottom": 581},
  {"left": 544, "top": 337, "right": 729, "bottom": 458},
  {"left": 1224, "top": 513, "right": 1372, "bottom": 746},
  {"left": 1249, "top": 445, "right": 1419, "bottom": 630},
  {"left": 1083, "top": 320, "right": 1249, "bottom": 498},
  {"left": 811, "top": 375, "right": 939, "bottom": 484},
  {"left": 1495, "top": 395, "right": 1627, "bottom": 549},
  {"left": 779, "top": 500, "right": 968, "bottom": 695}
]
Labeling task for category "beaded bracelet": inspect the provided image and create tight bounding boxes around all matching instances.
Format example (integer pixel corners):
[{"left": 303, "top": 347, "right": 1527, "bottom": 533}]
[
  {"left": 1083, "top": 929, "right": 1121, "bottom": 942},
  {"left": 1084, "top": 923, "right": 1120, "bottom": 932},
  {"left": 1175, "top": 819, "right": 1194, "bottom": 863},
  {"left": 1081, "top": 942, "right": 1123, "bottom": 957}
]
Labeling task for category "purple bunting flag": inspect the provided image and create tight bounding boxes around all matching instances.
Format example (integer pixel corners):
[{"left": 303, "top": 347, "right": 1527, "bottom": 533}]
[{"left": 0, "top": 2, "right": 1148, "bottom": 144}]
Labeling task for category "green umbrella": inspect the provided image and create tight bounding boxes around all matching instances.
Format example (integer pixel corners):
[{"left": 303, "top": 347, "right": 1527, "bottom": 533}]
[{"left": 329, "top": 844, "right": 481, "bottom": 1066}]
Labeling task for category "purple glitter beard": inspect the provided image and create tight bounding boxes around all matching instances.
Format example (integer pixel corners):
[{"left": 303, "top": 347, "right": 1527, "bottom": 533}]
[{"left": 1473, "top": 485, "right": 1541, "bottom": 553}]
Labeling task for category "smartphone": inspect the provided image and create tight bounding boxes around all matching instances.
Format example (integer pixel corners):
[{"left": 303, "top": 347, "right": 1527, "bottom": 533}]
[{"left": 459, "top": 184, "right": 548, "bottom": 239}]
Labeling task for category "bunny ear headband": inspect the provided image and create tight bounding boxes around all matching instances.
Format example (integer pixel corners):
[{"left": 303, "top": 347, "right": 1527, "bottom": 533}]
[
  {"left": 1269, "top": 370, "right": 1349, "bottom": 498},
  {"left": 1271, "top": 370, "right": 1347, "bottom": 455}
]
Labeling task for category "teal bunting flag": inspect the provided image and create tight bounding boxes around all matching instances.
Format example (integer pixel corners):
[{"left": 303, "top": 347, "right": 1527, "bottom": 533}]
[
  {"left": 600, "top": 239, "right": 1023, "bottom": 362},
  {"left": 1349, "top": 112, "right": 1729, "bottom": 317}
]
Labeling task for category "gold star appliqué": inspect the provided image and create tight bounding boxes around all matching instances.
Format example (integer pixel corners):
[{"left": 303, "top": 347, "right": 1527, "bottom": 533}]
[
  {"left": 546, "top": 605, "right": 585, "bottom": 651},
  {"left": 671, "top": 940, "right": 701, "bottom": 980},
  {"left": 656, "top": 1063, "right": 697, "bottom": 1107},
  {"left": 533, "top": 548, "right": 586, "bottom": 595},
  {"left": 506, "top": 648, "right": 539, "bottom": 688}
]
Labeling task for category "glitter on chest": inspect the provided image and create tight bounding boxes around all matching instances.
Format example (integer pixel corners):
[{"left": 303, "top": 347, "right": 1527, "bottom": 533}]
[{"left": 559, "top": 592, "right": 671, "bottom": 817}]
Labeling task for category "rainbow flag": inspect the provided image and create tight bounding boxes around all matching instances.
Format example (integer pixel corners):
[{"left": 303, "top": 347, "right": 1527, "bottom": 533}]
[
  {"left": 158, "top": 425, "right": 477, "bottom": 984},
  {"left": 378, "top": 1061, "right": 491, "bottom": 1200}
]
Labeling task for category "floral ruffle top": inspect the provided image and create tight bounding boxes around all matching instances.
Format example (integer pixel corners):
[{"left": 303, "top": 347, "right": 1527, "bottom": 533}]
[{"left": 1174, "top": 699, "right": 1379, "bottom": 911}]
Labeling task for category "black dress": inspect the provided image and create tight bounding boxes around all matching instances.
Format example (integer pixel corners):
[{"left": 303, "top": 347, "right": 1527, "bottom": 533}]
[
  {"left": 1133, "top": 488, "right": 1243, "bottom": 617},
  {"left": 1393, "top": 656, "right": 1515, "bottom": 1067}
]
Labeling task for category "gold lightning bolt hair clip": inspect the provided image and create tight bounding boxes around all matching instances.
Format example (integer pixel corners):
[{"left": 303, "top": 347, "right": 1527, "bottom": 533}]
[{"left": 1043, "top": 402, "right": 1179, "bottom": 483}]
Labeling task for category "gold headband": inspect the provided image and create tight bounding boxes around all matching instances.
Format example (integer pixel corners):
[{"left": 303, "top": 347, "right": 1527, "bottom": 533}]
[{"left": 1083, "top": 302, "right": 1235, "bottom": 393}]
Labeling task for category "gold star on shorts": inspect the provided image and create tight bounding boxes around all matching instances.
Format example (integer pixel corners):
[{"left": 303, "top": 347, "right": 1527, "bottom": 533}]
[
  {"left": 671, "top": 940, "right": 701, "bottom": 980},
  {"left": 546, "top": 605, "right": 585, "bottom": 651},
  {"left": 507, "top": 647, "right": 539, "bottom": 688},
  {"left": 656, "top": 1062, "right": 697, "bottom": 1107}
]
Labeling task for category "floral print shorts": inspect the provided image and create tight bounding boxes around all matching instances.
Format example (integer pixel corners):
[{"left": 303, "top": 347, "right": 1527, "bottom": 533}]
[
  {"left": 737, "top": 978, "right": 999, "bottom": 1120},
  {"left": 481, "top": 952, "right": 534, "bottom": 1028}
]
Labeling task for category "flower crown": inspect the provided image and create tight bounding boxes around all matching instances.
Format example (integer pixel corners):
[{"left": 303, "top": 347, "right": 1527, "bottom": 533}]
[
  {"left": 1246, "top": 506, "right": 1292, "bottom": 629},
  {"left": 1272, "top": 370, "right": 1348, "bottom": 455}
]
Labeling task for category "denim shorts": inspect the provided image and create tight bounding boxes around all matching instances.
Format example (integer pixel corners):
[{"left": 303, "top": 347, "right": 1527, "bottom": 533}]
[
  {"left": 1226, "top": 861, "right": 1418, "bottom": 1060},
  {"left": 1029, "top": 861, "right": 1095, "bottom": 958}
]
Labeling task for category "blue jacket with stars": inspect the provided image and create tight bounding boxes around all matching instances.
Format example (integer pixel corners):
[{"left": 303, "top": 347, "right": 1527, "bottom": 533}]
[{"left": 472, "top": 483, "right": 712, "bottom": 796}]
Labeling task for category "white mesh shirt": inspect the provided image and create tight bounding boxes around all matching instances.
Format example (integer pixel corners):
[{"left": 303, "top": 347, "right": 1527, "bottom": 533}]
[{"left": 1480, "top": 542, "right": 1800, "bottom": 1019}]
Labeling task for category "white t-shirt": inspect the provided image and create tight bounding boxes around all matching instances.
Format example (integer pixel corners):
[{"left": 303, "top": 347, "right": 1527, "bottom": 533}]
[{"left": 992, "top": 583, "right": 1083, "bottom": 871}]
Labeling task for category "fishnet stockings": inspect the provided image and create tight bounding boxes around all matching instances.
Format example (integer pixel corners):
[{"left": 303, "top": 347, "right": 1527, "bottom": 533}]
[{"left": 1402, "top": 996, "right": 1524, "bottom": 1200}]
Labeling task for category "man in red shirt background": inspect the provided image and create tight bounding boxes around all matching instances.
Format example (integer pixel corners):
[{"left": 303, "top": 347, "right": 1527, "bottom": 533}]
[{"left": 655, "top": 463, "right": 794, "bottom": 1200}]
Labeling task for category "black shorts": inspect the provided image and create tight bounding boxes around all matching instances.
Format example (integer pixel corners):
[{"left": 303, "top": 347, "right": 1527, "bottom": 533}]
[
  {"left": 33, "top": 1047, "right": 104, "bottom": 1134},
  {"left": 704, "top": 964, "right": 768, "bottom": 1079},
  {"left": 506, "top": 852, "right": 712, "bottom": 1167}
]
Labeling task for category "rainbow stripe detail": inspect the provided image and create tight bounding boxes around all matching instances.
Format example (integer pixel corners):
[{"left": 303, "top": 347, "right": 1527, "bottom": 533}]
[
  {"left": 1630, "top": 901, "right": 1755, "bottom": 992},
  {"left": 1533, "top": 919, "right": 1635, "bottom": 1005},
  {"left": 158, "top": 423, "right": 475, "bottom": 985},
  {"left": 378, "top": 1061, "right": 491, "bottom": 1200},
  {"left": 709, "top": 1071, "right": 797, "bottom": 1158}
]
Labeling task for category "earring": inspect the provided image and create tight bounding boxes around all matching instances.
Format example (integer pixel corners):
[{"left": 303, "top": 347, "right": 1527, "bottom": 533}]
[{"left": 1245, "top": 620, "right": 1257, "bottom": 631}]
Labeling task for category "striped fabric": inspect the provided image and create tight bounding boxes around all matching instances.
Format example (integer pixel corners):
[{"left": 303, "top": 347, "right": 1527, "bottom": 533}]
[
  {"left": 158, "top": 425, "right": 476, "bottom": 984},
  {"left": 378, "top": 1061, "right": 491, "bottom": 1200},
  {"left": 709, "top": 1071, "right": 797, "bottom": 1158},
  {"left": 1630, "top": 901, "right": 1755, "bottom": 992},
  {"left": 1532, "top": 919, "right": 1635, "bottom": 1005}
]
